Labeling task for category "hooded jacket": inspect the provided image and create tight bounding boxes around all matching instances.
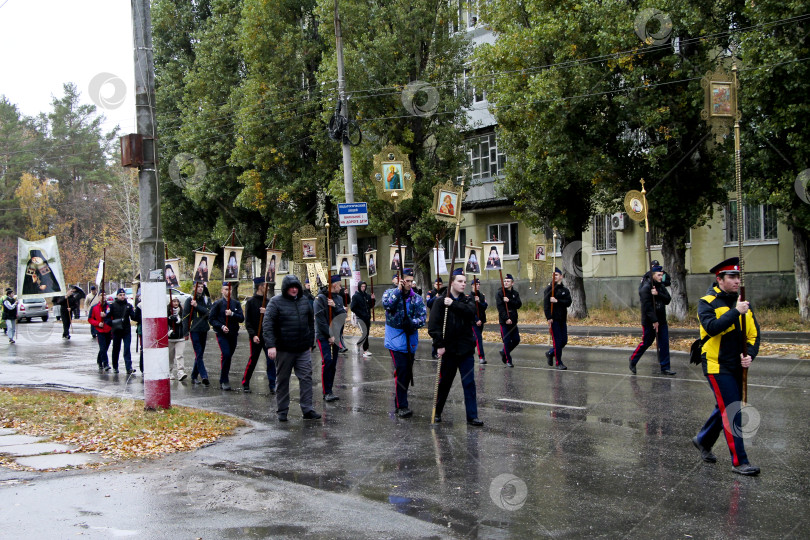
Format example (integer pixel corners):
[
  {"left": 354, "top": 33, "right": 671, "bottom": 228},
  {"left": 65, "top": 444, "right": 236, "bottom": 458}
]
[
  {"left": 382, "top": 286, "right": 426, "bottom": 353},
  {"left": 263, "top": 275, "right": 314, "bottom": 353},
  {"left": 315, "top": 285, "right": 347, "bottom": 341},
  {"left": 639, "top": 276, "right": 671, "bottom": 325},
  {"left": 698, "top": 284, "right": 760, "bottom": 376},
  {"left": 428, "top": 289, "right": 476, "bottom": 356},
  {"left": 350, "top": 282, "right": 375, "bottom": 320}
]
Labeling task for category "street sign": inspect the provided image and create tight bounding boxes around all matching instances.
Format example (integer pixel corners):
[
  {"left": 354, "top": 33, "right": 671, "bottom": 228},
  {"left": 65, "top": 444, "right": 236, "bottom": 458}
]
[{"left": 337, "top": 202, "right": 368, "bottom": 226}]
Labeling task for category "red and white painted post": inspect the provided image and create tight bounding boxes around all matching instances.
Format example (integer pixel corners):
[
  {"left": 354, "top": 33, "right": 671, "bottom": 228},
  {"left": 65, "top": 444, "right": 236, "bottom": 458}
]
[{"left": 141, "top": 282, "right": 170, "bottom": 409}]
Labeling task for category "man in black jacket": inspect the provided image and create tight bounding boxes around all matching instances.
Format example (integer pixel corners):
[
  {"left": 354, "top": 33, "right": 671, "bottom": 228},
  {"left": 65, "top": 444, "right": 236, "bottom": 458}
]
[
  {"left": 470, "top": 278, "right": 488, "bottom": 364},
  {"left": 209, "top": 283, "right": 245, "bottom": 391},
  {"left": 544, "top": 267, "right": 572, "bottom": 370},
  {"left": 350, "top": 281, "right": 375, "bottom": 357},
  {"left": 242, "top": 277, "right": 276, "bottom": 394},
  {"left": 629, "top": 264, "right": 675, "bottom": 376},
  {"left": 428, "top": 269, "right": 483, "bottom": 426},
  {"left": 106, "top": 288, "right": 139, "bottom": 374},
  {"left": 496, "top": 273, "right": 522, "bottom": 367},
  {"left": 263, "top": 275, "right": 321, "bottom": 422},
  {"left": 315, "top": 275, "right": 346, "bottom": 402}
]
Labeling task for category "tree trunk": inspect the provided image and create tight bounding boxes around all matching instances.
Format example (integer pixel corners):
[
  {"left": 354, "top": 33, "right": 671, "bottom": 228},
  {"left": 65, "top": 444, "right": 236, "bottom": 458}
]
[
  {"left": 661, "top": 232, "right": 689, "bottom": 321},
  {"left": 793, "top": 226, "right": 810, "bottom": 321},
  {"left": 561, "top": 237, "right": 588, "bottom": 318}
]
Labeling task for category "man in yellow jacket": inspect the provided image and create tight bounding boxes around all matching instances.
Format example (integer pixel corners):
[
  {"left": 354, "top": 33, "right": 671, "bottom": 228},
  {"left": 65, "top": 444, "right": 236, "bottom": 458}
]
[{"left": 692, "top": 257, "right": 761, "bottom": 476}]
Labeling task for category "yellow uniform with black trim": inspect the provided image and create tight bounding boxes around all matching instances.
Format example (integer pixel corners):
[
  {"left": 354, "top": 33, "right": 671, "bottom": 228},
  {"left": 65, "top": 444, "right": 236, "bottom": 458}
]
[{"left": 698, "top": 285, "right": 760, "bottom": 375}]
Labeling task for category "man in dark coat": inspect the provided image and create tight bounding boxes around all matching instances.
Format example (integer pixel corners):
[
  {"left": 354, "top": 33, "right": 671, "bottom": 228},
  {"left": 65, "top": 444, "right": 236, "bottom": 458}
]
[
  {"left": 350, "top": 281, "right": 375, "bottom": 356},
  {"left": 263, "top": 274, "right": 321, "bottom": 422},
  {"left": 208, "top": 282, "right": 245, "bottom": 391},
  {"left": 470, "top": 277, "right": 488, "bottom": 364},
  {"left": 543, "top": 267, "right": 572, "bottom": 370},
  {"left": 184, "top": 281, "right": 211, "bottom": 386},
  {"left": 496, "top": 273, "right": 522, "bottom": 367},
  {"left": 428, "top": 269, "right": 483, "bottom": 426},
  {"left": 629, "top": 264, "right": 675, "bottom": 376},
  {"left": 315, "top": 275, "right": 346, "bottom": 402},
  {"left": 106, "top": 288, "right": 139, "bottom": 374},
  {"left": 692, "top": 257, "right": 761, "bottom": 476},
  {"left": 242, "top": 277, "right": 276, "bottom": 394}
]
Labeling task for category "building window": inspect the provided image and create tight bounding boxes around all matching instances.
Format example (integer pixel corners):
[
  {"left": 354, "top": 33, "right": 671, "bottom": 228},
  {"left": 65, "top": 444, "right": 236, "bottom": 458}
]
[
  {"left": 592, "top": 215, "right": 617, "bottom": 252},
  {"left": 488, "top": 223, "right": 519, "bottom": 256},
  {"left": 726, "top": 201, "right": 778, "bottom": 243},
  {"left": 462, "top": 133, "right": 506, "bottom": 182},
  {"left": 442, "top": 229, "right": 467, "bottom": 261},
  {"left": 649, "top": 224, "right": 664, "bottom": 248}
]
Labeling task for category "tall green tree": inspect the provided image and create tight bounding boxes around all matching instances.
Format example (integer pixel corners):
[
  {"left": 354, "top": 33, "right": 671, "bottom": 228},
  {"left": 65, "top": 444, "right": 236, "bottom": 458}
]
[{"left": 741, "top": 2, "right": 810, "bottom": 320}]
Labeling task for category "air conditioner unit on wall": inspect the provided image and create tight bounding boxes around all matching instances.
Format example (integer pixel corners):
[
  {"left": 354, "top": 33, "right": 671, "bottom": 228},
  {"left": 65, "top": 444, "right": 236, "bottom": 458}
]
[{"left": 611, "top": 212, "right": 626, "bottom": 231}]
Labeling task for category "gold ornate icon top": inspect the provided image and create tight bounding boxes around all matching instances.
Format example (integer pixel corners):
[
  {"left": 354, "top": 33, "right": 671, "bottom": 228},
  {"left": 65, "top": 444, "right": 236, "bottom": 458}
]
[
  {"left": 624, "top": 190, "right": 647, "bottom": 222},
  {"left": 701, "top": 66, "right": 739, "bottom": 144},
  {"left": 292, "top": 224, "right": 327, "bottom": 266},
  {"left": 431, "top": 179, "right": 466, "bottom": 224},
  {"left": 372, "top": 144, "right": 415, "bottom": 212}
]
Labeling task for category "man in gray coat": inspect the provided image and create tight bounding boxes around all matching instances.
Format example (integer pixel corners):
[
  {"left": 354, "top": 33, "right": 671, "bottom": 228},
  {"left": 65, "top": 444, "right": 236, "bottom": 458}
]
[{"left": 263, "top": 275, "right": 321, "bottom": 422}]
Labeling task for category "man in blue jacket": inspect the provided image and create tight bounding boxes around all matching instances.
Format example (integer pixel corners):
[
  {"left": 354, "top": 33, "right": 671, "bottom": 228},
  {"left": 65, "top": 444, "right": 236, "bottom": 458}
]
[
  {"left": 383, "top": 268, "right": 427, "bottom": 418},
  {"left": 209, "top": 282, "right": 245, "bottom": 391}
]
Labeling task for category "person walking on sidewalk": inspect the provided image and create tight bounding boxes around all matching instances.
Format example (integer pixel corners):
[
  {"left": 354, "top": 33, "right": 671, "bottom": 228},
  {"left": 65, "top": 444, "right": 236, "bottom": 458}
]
[
  {"left": 184, "top": 281, "right": 212, "bottom": 386},
  {"left": 242, "top": 277, "right": 276, "bottom": 394},
  {"left": 2, "top": 288, "right": 17, "bottom": 344},
  {"left": 89, "top": 294, "right": 112, "bottom": 370},
  {"left": 383, "top": 268, "right": 427, "bottom": 418},
  {"left": 107, "top": 288, "right": 139, "bottom": 374},
  {"left": 692, "top": 257, "right": 762, "bottom": 476},
  {"left": 209, "top": 282, "right": 245, "bottom": 391},
  {"left": 496, "top": 274, "right": 522, "bottom": 367},
  {"left": 350, "top": 281, "right": 375, "bottom": 357},
  {"left": 470, "top": 278, "right": 488, "bottom": 364},
  {"left": 629, "top": 264, "right": 675, "bottom": 376},
  {"left": 315, "top": 275, "right": 346, "bottom": 402},
  {"left": 544, "top": 267, "right": 572, "bottom": 370},
  {"left": 262, "top": 274, "right": 321, "bottom": 422},
  {"left": 167, "top": 297, "right": 187, "bottom": 381},
  {"left": 428, "top": 268, "right": 483, "bottom": 426},
  {"left": 85, "top": 285, "right": 100, "bottom": 339}
]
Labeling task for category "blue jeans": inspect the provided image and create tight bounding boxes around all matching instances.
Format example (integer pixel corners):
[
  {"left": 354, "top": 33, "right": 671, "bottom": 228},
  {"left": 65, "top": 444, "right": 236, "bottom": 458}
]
[
  {"left": 190, "top": 331, "right": 209, "bottom": 380},
  {"left": 629, "top": 323, "right": 671, "bottom": 371},
  {"left": 96, "top": 332, "right": 111, "bottom": 367},
  {"left": 111, "top": 330, "right": 132, "bottom": 371}
]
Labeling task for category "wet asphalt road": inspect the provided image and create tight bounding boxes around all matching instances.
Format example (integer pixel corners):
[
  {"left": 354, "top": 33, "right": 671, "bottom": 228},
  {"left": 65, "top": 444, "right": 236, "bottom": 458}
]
[{"left": 1, "top": 321, "right": 809, "bottom": 539}]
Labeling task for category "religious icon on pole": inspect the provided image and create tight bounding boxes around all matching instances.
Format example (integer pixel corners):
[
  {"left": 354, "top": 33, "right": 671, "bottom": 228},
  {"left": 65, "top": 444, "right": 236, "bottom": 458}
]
[
  {"left": 483, "top": 241, "right": 505, "bottom": 271},
  {"left": 18, "top": 236, "right": 65, "bottom": 299},
  {"left": 193, "top": 250, "right": 217, "bottom": 283},
  {"left": 389, "top": 245, "right": 406, "bottom": 272},
  {"left": 365, "top": 250, "right": 378, "bottom": 278},
  {"left": 337, "top": 253, "right": 352, "bottom": 277},
  {"left": 701, "top": 66, "right": 739, "bottom": 143},
  {"left": 223, "top": 246, "right": 244, "bottom": 282},
  {"left": 372, "top": 144, "right": 415, "bottom": 212},
  {"left": 265, "top": 249, "right": 283, "bottom": 283},
  {"left": 464, "top": 245, "right": 482, "bottom": 275},
  {"left": 164, "top": 258, "right": 181, "bottom": 287},
  {"left": 431, "top": 179, "right": 465, "bottom": 224},
  {"left": 301, "top": 238, "right": 318, "bottom": 260}
]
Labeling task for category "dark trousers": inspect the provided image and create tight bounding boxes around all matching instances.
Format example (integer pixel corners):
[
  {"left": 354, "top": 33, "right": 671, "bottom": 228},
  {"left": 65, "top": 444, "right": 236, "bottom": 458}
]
[
  {"left": 317, "top": 338, "right": 338, "bottom": 396},
  {"left": 435, "top": 353, "right": 479, "bottom": 420},
  {"left": 61, "top": 313, "right": 71, "bottom": 337},
  {"left": 190, "top": 331, "right": 209, "bottom": 380},
  {"left": 696, "top": 372, "right": 749, "bottom": 466},
  {"left": 275, "top": 350, "right": 314, "bottom": 415},
  {"left": 96, "top": 332, "right": 111, "bottom": 367},
  {"left": 389, "top": 350, "right": 413, "bottom": 409},
  {"left": 111, "top": 330, "right": 132, "bottom": 371},
  {"left": 358, "top": 316, "right": 371, "bottom": 351},
  {"left": 472, "top": 323, "right": 485, "bottom": 360},
  {"left": 242, "top": 338, "right": 276, "bottom": 388},
  {"left": 90, "top": 324, "right": 98, "bottom": 338},
  {"left": 548, "top": 320, "right": 568, "bottom": 364},
  {"left": 629, "top": 323, "right": 671, "bottom": 371},
  {"left": 500, "top": 324, "right": 520, "bottom": 363},
  {"left": 216, "top": 332, "right": 238, "bottom": 384}
]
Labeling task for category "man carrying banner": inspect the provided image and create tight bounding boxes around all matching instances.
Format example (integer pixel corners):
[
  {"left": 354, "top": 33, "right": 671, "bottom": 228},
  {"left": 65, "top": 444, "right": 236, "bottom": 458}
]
[
  {"left": 544, "top": 267, "right": 572, "bottom": 370},
  {"left": 209, "top": 282, "right": 245, "bottom": 391},
  {"left": 470, "top": 277, "right": 488, "bottom": 364},
  {"left": 629, "top": 263, "right": 675, "bottom": 376},
  {"left": 496, "top": 274, "right": 522, "bottom": 367},
  {"left": 383, "top": 268, "right": 427, "bottom": 418},
  {"left": 242, "top": 277, "right": 276, "bottom": 394},
  {"left": 428, "top": 269, "right": 483, "bottom": 426}
]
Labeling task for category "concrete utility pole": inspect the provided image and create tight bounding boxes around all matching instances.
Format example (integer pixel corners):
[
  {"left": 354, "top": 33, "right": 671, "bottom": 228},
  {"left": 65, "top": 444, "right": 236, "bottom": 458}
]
[
  {"left": 132, "top": 0, "right": 164, "bottom": 281},
  {"left": 334, "top": 0, "right": 358, "bottom": 297}
]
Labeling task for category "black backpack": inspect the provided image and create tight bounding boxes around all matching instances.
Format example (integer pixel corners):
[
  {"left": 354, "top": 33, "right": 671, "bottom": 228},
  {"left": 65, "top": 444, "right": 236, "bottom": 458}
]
[{"left": 690, "top": 334, "right": 710, "bottom": 365}]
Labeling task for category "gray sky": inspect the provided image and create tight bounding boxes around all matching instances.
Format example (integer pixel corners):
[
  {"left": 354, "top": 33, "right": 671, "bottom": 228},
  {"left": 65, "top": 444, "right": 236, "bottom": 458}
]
[{"left": 0, "top": 0, "right": 137, "bottom": 134}]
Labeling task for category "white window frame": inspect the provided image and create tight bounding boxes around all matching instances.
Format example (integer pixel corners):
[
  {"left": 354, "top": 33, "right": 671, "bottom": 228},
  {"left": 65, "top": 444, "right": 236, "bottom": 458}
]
[
  {"left": 460, "top": 132, "right": 507, "bottom": 183},
  {"left": 487, "top": 222, "right": 519, "bottom": 258}
]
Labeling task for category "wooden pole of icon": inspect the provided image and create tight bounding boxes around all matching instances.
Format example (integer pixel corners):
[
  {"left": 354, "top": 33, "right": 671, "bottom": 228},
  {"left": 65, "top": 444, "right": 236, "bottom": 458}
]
[
  {"left": 368, "top": 247, "right": 375, "bottom": 322},
  {"left": 431, "top": 178, "right": 465, "bottom": 425},
  {"left": 470, "top": 239, "right": 481, "bottom": 323},
  {"left": 258, "top": 234, "right": 277, "bottom": 334},
  {"left": 191, "top": 241, "right": 206, "bottom": 322},
  {"left": 731, "top": 65, "right": 749, "bottom": 403},
  {"left": 325, "top": 214, "right": 333, "bottom": 327},
  {"left": 641, "top": 179, "right": 659, "bottom": 357},
  {"left": 226, "top": 228, "right": 235, "bottom": 327},
  {"left": 550, "top": 229, "right": 558, "bottom": 349},
  {"left": 164, "top": 244, "right": 175, "bottom": 339}
]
